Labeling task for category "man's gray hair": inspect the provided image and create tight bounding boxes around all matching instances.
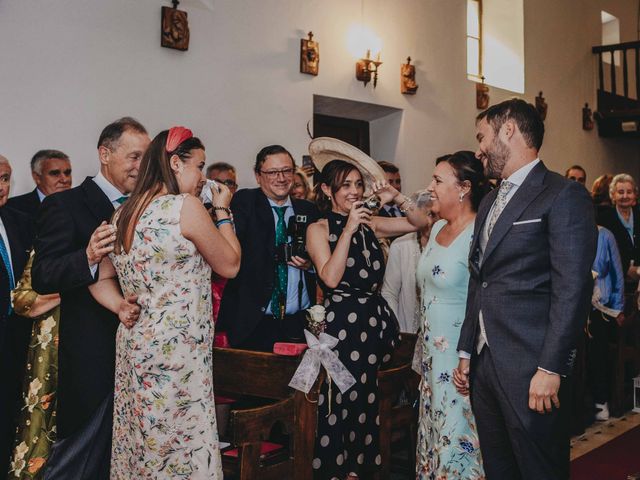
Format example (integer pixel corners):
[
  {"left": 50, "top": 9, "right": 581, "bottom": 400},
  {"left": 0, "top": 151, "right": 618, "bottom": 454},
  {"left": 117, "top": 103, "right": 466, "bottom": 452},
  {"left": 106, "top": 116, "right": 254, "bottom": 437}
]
[{"left": 31, "top": 149, "right": 69, "bottom": 174}]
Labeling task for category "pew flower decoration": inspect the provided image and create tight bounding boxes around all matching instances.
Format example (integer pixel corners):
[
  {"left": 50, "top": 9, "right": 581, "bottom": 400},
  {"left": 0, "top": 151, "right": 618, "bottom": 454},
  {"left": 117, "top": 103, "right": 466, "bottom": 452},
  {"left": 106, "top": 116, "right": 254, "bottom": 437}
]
[
  {"left": 289, "top": 330, "right": 356, "bottom": 394},
  {"left": 306, "top": 305, "right": 327, "bottom": 337}
]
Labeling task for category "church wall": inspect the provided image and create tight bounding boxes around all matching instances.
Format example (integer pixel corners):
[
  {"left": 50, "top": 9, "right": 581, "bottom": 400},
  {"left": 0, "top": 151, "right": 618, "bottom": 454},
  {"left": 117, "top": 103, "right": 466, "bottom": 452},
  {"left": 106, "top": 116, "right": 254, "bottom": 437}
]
[{"left": 0, "top": 0, "right": 638, "bottom": 196}]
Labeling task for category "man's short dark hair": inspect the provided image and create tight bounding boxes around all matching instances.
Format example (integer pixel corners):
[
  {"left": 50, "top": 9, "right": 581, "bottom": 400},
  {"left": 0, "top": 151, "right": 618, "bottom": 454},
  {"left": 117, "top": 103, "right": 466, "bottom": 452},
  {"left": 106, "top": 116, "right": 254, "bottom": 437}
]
[
  {"left": 97, "top": 117, "right": 147, "bottom": 150},
  {"left": 31, "top": 149, "right": 69, "bottom": 174},
  {"left": 254, "top": 145, "right": 294, "bottom": 173},
  {"left": 477, "top": 98, "right": 545, "bottom": 151},
  {"left": 565, "top": 165, "right": 586, "bottom": 178},
  {"left": 206, "top": 162, "right": 236, "bottom": 177},
  {"left": 377, "top": 161, "right": 399, "bottom": 174}
]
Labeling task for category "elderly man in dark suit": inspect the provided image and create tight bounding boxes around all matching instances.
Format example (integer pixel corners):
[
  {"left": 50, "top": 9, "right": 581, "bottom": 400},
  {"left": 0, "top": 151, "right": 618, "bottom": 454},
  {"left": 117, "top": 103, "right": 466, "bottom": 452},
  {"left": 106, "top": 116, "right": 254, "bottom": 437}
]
[
  {"left": 0, "top": 155, "right": 34, "bottom": 477},
  {"left": 8, "top": 149, "right": 72, "bottom": 221},
  {"left": 217, "top": 145, "right": 319, "bottom": 351},
  {"left": 31, "top": 117, "right": 149, "bottom": 480},
  {"left": 453, "top": 99, "right": 597, "bottom": 479}
]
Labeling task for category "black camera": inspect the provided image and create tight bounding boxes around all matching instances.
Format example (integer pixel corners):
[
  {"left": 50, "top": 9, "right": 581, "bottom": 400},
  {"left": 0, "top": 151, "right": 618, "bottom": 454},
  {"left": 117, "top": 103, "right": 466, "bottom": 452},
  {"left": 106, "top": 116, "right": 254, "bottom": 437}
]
[{"left": 275, "top": 214, "right": 309, "bottom": 263}]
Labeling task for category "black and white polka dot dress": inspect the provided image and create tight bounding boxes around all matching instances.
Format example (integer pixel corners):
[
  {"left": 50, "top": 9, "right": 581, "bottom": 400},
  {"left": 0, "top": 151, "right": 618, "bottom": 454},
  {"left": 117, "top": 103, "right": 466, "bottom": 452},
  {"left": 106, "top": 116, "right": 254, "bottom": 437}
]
[{"left": 313, "top": 211, "right": 399, "bottom": 479}]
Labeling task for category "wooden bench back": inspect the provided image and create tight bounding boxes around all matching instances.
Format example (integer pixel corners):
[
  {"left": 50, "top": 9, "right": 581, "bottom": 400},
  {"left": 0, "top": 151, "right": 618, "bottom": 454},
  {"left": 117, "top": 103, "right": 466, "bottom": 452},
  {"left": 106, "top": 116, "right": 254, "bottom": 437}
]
[{"left": 213, "top": 347, "right": 302, "bottom": 400}]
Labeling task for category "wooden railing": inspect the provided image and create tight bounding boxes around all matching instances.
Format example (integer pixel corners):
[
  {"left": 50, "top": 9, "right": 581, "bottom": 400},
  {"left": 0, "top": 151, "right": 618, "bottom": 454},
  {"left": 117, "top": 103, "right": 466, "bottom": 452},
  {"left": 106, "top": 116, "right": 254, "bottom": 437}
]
[{"left": 593, "top": 40, "right": 640, "bottom": 100}]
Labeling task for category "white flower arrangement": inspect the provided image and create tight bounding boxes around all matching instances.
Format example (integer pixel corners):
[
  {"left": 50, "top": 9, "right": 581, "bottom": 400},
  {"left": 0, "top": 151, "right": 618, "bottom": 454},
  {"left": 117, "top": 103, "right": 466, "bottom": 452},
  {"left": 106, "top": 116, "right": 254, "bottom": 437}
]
[{"left": 306, "top": 305, "right": 326, "bottom": 337}]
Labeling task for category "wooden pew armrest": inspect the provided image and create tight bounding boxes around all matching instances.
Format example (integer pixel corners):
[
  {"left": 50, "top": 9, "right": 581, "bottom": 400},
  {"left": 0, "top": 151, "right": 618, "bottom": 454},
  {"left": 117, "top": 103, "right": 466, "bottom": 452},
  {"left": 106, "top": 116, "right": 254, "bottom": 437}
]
[{"left": 228, "top": 397, "right": 294, "bottom": 444}]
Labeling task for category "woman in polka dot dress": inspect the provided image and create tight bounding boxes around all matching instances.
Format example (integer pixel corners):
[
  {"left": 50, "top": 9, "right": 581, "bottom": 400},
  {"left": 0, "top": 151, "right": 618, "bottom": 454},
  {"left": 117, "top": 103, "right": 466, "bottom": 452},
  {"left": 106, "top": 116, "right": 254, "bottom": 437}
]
[{"left": 306, "top": 159, "right": 422, "bottom": 479}]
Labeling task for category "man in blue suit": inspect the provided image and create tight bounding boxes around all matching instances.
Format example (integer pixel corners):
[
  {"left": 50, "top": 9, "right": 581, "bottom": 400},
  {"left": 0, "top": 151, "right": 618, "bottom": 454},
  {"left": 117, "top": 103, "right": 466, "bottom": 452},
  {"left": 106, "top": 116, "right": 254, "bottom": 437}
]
[{"left": 454, "top": 99, "right": 597, "bottom": 479}]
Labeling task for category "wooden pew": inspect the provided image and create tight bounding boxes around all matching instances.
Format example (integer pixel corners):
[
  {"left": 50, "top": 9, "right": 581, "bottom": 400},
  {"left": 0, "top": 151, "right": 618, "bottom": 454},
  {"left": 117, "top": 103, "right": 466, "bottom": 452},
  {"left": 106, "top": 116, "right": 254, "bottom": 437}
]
[
  {"left": 378, "top": 333, "right": 420, "bottom": 479},
  {"left": 213, "top": 347, "right": 322, "bottom": 480}
]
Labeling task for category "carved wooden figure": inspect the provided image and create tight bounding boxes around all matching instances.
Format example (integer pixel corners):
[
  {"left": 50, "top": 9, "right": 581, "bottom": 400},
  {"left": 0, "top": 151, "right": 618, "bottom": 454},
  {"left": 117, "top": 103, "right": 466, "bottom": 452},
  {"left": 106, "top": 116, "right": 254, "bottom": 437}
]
[
  {"left": 300, "top": 31, "right": 319, "bottom": 76},
  {"left": 535, "top": 91, "right": 548, "bottom": 120},
  {"left": 476, "top": 77, "right": 490, "bottom": 110},
  {"left": 161, "top": 2, "right": 189, "bottom": 51},
  {"left": 400, "top": 57, "right": 418, "bottom": 94},
  {"left": 582, "top": 103, "right": 594, "bottom": 130}
]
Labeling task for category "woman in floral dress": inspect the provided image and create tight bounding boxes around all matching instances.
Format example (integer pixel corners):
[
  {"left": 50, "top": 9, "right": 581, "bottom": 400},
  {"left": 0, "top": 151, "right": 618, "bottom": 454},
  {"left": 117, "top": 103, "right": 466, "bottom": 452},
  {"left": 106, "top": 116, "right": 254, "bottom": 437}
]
[
  {"left": 8, "top": 252, "right": 61, "bottom": 479},
  {"left": 416, "top": 151, "right": 487, "bottom": 479},
  {"left": 89, "top": 127, "right": 240, "bottom": 479}
]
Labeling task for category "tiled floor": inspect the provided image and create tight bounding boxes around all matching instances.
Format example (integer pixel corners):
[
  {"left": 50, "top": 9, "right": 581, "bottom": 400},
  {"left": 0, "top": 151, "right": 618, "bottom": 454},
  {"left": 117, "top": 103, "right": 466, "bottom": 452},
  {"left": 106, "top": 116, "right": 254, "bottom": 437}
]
[{"left": 570, "top": 410, "right": 640, "bottom": 460}]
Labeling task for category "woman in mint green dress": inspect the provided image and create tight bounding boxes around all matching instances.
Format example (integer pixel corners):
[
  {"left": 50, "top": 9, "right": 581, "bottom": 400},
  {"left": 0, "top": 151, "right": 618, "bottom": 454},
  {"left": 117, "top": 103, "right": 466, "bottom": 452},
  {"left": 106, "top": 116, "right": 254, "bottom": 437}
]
[{"left": 416, "top": 151, "right": 487, "bottom": 479}]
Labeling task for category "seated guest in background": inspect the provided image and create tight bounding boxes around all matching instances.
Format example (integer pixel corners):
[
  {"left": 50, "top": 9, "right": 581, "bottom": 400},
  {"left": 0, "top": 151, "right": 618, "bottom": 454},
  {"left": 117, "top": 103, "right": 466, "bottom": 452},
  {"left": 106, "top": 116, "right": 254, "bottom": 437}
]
[
  {"left": 206, "top": 162, "right": 239, "bottom": 322},
  {"left": 588, "top": 225, "right": 625, "bottom": 421},
  {"left": 565, "top": 164, "right": 587, "bottom": 186},
  {"left": 89, "top": 127, "right": 240, "bottom": 479},
  {"left": 381, "top": 199, "right": 436, "bottom": 333},
  {"left": 31, "top": 117, "right": 149, "bottom": 480},
  {"left": 377, "top": 161, "right": 404, "bottom": 217},
  {"left": 597, "top": 173, "right": 640, "bottom": 293},
  {"left": 0, "top": 155, "right": 34, "bottom": 478},
  {"left": 217, "top": 145, "right": 319, "bottom": 351},
  {"left": 591, "top": 174, "right": 613, "bottom": 208},
  {"left": 206, "top": 161, "right": 238, "bottom": 195},
  {"left": 8, "top": 149, "right": 72, "bottom": 221},
  {"left": 291, "top": 167, "right": 312, "bottom": 201},
  {"left": 8, "top": 253, "right": 61, "bottom": 479},
  {"left": 416, "top": 151, "right": 486, "bottom": 478}
]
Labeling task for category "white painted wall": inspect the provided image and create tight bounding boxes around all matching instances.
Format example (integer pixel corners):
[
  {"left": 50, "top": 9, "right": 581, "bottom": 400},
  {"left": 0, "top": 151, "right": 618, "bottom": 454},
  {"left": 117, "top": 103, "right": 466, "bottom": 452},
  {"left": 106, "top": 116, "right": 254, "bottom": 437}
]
[{"left": 0, "top": 0, "right": 638, "bottom": 198}]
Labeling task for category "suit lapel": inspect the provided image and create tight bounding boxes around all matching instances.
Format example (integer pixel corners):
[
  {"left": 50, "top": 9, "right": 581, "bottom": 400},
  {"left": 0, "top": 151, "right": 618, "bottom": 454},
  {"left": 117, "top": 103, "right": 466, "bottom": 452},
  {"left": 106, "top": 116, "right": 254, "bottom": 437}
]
[
  {"left": 469, "top": 188, "right": 496, "bottom": 274},
  {"left": 0, "top": 208, "right": 22, "bottom": 279},
  {"left": 481, "top": 162, "right": 547, "bottom": 266},
  {"left": 80, "top": 177, "right": 115, "bottom": 222},
  {"left": 256, "top": 190, "right": 276, "bottom": 249}
]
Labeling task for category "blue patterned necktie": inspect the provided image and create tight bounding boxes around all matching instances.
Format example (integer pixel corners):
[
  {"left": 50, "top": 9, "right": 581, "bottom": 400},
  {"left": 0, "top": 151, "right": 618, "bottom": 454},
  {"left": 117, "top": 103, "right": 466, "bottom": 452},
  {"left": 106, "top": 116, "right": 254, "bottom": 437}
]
[
  {"left": 271, "top": 206, "right": 288, "bottom": 320},
  {"left": 0, "top": 233, "right": 14, "bottom": 314}
]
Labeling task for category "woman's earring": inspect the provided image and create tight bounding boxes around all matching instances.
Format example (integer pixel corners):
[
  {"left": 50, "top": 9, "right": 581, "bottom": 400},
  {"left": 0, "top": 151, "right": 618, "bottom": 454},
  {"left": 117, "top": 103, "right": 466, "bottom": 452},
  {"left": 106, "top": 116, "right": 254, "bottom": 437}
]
[{"left": 459, "top": 192, "right": 465, "bottom": 202}]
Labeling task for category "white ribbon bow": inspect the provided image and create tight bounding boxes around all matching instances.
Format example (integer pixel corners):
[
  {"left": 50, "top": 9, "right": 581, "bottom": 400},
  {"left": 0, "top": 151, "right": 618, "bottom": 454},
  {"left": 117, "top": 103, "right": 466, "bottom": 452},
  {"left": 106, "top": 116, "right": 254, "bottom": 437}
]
[{"left": 288, "top": 330, "right": 356, "bottom": 394}]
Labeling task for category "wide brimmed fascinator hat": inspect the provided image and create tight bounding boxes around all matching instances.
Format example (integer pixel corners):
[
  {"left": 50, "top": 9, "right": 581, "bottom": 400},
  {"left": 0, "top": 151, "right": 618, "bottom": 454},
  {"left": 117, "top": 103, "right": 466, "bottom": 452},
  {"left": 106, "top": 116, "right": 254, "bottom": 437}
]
[{"left": 308, "top": 137, "right": 386, "bottom": 194}]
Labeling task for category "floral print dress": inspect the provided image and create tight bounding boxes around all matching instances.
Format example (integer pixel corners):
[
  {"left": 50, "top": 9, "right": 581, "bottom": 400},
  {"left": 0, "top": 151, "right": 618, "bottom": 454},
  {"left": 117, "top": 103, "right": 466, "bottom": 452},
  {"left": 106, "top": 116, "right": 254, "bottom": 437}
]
[
  {"left": 109, "top": 194, "right": 222, "bottom": 479},
  {"left": 8, "top": 252, "right": 60, "bottom": 479},
  {"left": 415, "top": 219, "right": 484, "bottom": 479}
]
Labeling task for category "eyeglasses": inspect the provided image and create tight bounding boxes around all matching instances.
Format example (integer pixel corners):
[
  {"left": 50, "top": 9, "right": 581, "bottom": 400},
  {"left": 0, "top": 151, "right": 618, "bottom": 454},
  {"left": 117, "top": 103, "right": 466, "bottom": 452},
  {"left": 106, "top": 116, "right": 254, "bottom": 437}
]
[
  {"left": 259, "top": 168, "right": 295, "bottom": 179},
  {"left": 213, "top": 178, "right": 238, "bottom": 188}
]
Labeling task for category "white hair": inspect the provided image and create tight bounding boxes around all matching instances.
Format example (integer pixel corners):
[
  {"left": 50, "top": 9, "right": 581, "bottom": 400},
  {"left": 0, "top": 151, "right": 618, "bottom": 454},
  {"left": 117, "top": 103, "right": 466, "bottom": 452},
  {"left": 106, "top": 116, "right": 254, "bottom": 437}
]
[{"left": 609, "top": 173, "right": 637, "bottom": 202}]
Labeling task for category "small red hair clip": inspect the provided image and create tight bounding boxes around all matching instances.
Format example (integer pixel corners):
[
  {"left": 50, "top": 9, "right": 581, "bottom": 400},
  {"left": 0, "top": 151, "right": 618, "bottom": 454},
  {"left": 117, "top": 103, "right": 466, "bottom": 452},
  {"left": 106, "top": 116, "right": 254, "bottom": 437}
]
[{"left": 166, "top": 126, "right": 193, "bottom": 153}]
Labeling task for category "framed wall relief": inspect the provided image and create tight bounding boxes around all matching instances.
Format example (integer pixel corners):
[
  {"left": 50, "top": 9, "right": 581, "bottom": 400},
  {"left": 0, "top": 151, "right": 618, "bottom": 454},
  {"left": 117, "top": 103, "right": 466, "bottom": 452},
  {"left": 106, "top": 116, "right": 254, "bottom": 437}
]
[
  {"left": 476, "top": 77, "right": 489, "bottom": 110},
  {"left": 400, "top": 57, "right": 418, "bottom": 94},
  {"left": 161, "top": 4, "right": 190, "bottom": 51},
  {"left": 300, "top": 31, "right": 319, "bottom": 76}
]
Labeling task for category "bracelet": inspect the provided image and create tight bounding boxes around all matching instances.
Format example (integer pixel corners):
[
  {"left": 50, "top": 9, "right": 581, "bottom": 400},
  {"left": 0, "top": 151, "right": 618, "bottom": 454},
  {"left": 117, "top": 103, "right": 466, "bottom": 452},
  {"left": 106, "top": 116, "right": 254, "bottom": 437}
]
[
  {"left": 212, "top": 205, "right": 232, "bottom": 216},
  {"left": 398, "top": 196, "right": 415, "bottom": 213},
  {"left": 215, "top": 218, "right": 233, "bottom": 228}
]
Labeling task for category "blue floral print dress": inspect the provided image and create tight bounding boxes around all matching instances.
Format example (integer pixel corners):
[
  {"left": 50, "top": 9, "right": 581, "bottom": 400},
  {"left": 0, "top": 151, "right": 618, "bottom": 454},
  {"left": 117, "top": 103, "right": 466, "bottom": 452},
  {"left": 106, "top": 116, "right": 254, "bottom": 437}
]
[
  {"left": 415, "top": 219, "right": 484, "bottom": 479},
  {"left": 109, "top": 195, "right": 222, "bottom": 479}
]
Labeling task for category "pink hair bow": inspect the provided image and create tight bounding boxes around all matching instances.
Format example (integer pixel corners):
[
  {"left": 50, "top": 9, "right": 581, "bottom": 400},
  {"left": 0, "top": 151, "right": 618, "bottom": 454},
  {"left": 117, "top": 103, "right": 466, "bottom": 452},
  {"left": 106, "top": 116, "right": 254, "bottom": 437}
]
[{"left": 166, "top": 126, "right": 193, "bottom": 152}]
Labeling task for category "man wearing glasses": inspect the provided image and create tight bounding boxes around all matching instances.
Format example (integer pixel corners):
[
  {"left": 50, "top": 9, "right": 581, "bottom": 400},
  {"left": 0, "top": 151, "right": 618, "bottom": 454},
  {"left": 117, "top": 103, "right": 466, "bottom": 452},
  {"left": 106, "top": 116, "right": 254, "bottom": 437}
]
[
  {"left": 206, "top": 161, "right": 238, "bottom": 195},
  {"left": 8, "top": 149, "right": 72, "bottom": 222},
  {"left": 218, "top": 145, "right": 319, "bottom": 351}
]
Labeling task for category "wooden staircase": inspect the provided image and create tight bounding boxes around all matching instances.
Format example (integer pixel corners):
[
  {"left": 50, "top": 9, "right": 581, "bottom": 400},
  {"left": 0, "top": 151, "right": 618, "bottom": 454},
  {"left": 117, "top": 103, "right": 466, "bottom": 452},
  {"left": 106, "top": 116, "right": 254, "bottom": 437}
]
[{"left": 592, "top": 40, "right": 640, "bottom": 138}]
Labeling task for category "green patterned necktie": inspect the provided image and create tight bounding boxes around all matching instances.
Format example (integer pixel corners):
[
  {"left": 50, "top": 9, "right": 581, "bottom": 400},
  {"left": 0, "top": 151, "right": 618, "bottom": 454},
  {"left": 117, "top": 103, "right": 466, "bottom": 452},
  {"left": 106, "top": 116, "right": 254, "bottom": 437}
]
[
  {"left": 115, "top": 196, "right": 128, "bottom": 205},
  {"left": 271, "top": 206, "right": 288, "bottom": 320}
]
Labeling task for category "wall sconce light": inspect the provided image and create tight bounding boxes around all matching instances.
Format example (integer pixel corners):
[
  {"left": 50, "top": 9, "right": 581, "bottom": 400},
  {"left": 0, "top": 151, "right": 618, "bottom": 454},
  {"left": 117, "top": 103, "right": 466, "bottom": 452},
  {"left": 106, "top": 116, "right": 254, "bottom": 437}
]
[{"left": 356, "top": 50, "right": 382, "bottom": 88}]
